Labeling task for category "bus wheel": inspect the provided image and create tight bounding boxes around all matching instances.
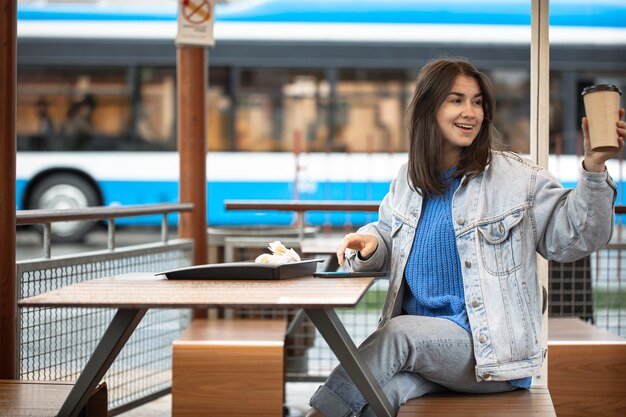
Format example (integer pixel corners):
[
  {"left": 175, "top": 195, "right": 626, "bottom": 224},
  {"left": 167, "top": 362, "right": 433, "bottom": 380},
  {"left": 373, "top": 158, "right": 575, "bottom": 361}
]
[{"left": 27, "top": 173, "right": 100, "bottom": 242}]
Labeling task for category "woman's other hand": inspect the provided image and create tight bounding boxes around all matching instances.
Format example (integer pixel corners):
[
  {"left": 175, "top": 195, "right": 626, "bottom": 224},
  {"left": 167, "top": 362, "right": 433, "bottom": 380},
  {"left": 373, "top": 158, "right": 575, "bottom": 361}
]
[
  {"left": 336, "top": 233, "right": 378, "bottom": 267},
  {"left": 582, "top": 108, "right": 625, "bottom": 172}
]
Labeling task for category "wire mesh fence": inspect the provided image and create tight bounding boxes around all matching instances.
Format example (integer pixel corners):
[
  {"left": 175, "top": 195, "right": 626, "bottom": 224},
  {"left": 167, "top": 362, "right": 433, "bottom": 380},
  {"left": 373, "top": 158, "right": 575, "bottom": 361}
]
[
  {"left": 17, "top": 241, "right": 194, "bottom": 412},
  {"left": 592, "top": 242, "right": 626, "bottom": 336},
  {"left": 549, "top": 256, "right": 594, "bottom": 321}
]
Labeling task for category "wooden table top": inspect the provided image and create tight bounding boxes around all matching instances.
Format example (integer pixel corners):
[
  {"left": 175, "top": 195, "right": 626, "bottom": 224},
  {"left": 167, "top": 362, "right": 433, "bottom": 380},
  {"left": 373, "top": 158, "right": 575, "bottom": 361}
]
[
  {"left": 225, "top": 200, "right": 380, "bottom": 212},
  {"left": 18, "top": 273, "right": 376, "bottom": 309}
]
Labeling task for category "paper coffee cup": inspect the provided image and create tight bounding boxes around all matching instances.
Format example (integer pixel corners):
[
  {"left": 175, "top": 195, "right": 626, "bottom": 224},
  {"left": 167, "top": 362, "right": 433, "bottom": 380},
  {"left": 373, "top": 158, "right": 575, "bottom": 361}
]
[{"left": 582, "top": 84, "right": 622, "bottom": 151}]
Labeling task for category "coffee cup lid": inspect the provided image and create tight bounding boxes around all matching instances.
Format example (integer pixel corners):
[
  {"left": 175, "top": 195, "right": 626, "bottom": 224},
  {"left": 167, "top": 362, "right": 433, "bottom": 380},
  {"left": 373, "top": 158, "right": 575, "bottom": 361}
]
[{"left": 581, "top": 84, "right": 622, "bottom": 96}]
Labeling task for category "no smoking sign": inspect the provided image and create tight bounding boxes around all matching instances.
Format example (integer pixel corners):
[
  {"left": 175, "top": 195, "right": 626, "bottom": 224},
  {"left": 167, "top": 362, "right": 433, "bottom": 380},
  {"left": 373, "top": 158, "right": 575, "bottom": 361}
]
[
  {"left": 182, "top": 0, "right": 212, "bottom": 24},
  {"left": 176, "top": 0, "right": 216, "bottom": 47}
]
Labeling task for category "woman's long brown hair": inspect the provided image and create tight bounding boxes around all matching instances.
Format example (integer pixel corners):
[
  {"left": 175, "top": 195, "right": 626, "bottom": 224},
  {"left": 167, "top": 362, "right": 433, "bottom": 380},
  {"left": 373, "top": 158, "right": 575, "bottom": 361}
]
[{"left": 406, "top": 58, "right": 497, "bottom": 197}]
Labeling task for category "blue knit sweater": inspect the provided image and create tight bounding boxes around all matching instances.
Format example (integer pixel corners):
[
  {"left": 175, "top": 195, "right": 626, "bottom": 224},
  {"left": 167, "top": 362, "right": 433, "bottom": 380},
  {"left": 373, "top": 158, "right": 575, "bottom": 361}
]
[
  {"left": 402, "top": 167, "right": 531, "bottom": 389},
  {"left": 402, "top": 168, "right": 469, "bottom": 330}
]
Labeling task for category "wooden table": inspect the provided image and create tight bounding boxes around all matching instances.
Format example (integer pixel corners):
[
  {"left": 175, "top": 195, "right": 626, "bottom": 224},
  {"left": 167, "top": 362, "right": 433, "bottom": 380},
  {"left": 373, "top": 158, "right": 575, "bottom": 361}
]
[
  {"left": 19, "top": 273, "right": 395, "bottom": 417},
  {"left": 225, "top": 200, "right": 380, "bottom": 239}
]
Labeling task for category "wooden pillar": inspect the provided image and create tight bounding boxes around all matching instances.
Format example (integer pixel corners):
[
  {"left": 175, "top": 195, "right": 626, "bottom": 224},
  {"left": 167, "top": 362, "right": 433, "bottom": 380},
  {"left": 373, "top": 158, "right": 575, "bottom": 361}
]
[
  {"left": 530, "top": 0, "right": 550, "bottom": 387},
  {"left": 177, "top": 47, "right": 208, "bottom": 319},
  {"left": 0, "top": 0, "right": 17, "bottom": 379}
]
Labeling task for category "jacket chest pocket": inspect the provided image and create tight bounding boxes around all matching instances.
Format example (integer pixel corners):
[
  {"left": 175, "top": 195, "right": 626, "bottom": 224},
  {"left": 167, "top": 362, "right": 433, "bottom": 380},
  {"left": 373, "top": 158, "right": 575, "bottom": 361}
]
[
  {"left": 391, "top": 211, "right": 415, "bottom": 254},
  {"left": 477, "top": 210, "right": 524, "bottom": 276}
]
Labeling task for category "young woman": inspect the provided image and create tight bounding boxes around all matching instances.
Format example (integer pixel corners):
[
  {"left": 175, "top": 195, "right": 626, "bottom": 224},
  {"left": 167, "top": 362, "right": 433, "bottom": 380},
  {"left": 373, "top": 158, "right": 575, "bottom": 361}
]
[{"left": 307, "top": 58, "right": 625, "bottom": 417}]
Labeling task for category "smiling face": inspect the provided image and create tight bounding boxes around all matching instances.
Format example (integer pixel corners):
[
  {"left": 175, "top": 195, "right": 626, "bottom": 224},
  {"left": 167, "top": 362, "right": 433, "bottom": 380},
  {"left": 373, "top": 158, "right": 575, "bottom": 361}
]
[{"left": 436, "top": 75, "right": 484, "bottom": 169}]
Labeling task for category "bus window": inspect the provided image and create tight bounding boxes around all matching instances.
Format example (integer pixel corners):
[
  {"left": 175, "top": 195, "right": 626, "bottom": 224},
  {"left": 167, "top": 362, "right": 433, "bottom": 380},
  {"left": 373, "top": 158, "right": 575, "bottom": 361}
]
[
  {"left": 283, "top": 75, "right": 331, "bottom": 153},
  {"left": 337, "top": 69, "right": 408, "bottom": 154},
  {"left": 238, "top": 68, "right": 327, "bottom": 152},
  {"left": 137, "top": 66, "right": 231, "bottom": 152},
  {"left": 489, "top": 69, "right": 531, "bottom": 154},
  {"left": 550, "top": 74, "right": 564, "bottom": 155},
  {"left": 207, "top": 68, "right": 231, "bottom": 151},
  {"left": 137, "top": 67, "right": 176, "bottom": 150},
  {"left": 17, "top": 67, "right": 132, "bottom": 151}
]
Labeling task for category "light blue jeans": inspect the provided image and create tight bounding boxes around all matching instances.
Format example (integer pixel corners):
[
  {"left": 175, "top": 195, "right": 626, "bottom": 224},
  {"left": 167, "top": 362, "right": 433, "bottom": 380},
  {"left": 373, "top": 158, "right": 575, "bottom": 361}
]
[{"left": 309, "top": 315, "right": 517, "bottom": 417}]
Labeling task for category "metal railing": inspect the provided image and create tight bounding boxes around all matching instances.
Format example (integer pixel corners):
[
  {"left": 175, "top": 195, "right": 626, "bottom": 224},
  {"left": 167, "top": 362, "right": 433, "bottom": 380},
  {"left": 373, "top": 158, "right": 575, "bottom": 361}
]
[
  {"left": 16, "top": 203, "right": 190, "bottom": 258},
  {"left": 16, "top": 203, "right": 194, "bottom": 414}
]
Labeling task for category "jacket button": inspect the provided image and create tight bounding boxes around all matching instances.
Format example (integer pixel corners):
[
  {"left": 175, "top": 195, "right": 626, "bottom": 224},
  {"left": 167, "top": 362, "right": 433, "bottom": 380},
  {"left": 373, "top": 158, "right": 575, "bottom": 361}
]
[
  {"left": 457, "top": 218, "right": 465, "bottom": 225},
  {"left": 471, "top": 299, "right": 480, "bottom": 307},
  {"left": 479, "top": 335, "right": 487, "bottom": 343},
  {"left": 465, "top": 261, "right": 472, "bottom": 268},
  {"left": 482, "top": 372, "right": 491, "bottom": 380}
]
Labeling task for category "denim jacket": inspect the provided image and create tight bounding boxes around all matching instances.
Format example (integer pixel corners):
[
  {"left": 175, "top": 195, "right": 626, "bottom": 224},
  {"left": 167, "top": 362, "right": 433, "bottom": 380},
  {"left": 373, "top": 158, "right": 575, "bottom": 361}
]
[{"left": 350, "top": 151, "right": 616, "bottom": 382}]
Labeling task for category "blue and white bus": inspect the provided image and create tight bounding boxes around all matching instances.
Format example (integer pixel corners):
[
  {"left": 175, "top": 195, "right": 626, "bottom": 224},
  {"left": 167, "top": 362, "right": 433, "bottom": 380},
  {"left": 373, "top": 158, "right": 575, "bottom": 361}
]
[{"left": 16, "top": 0, "right": 626, "bottom": 240}]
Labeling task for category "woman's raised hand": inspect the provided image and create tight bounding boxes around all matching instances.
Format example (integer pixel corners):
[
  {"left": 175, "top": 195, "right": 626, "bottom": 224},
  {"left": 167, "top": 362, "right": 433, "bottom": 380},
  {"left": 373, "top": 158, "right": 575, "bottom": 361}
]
[
  {"left": 582, "top": 108, "right": 626, "bottom": 172},
  {"left": 336, "top": 233, "right": 378, "bottom": 267}
]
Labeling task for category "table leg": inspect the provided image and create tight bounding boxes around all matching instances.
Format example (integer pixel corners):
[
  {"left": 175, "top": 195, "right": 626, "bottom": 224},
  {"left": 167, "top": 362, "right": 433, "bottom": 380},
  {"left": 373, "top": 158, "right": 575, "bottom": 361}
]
[
  {"left": 286, "top": 255, "right": 339, "bottom": 337},
  {"left": 57, "top": 308, "right": 148, "bottom": 417},
  {"left": 304, "top": 308, "right": 395, "bottom": 417},
  {"left": 286, "top": 309, "right": 307, "bottom": 338}
]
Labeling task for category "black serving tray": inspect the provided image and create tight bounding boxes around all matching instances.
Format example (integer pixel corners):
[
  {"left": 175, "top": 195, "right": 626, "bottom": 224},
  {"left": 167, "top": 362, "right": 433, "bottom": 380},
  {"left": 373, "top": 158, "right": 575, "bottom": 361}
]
[{"left": 157, "top": 259, "right": 323, "bottom": 280}]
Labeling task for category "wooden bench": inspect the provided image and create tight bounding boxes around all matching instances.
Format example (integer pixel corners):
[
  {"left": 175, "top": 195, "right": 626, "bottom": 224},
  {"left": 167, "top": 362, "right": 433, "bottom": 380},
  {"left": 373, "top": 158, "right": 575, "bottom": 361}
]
[
  {"left": 548, "top": 317, "right": 626, "bottom": 417},
  {"left": 398, "top": 317, "right": 626, "bottom": 417},
  {"left": 0, "top": 380, "right": 107, "bottom": 417},
  {"left": 398, "top": 387, "right": 556, "bottom": 417},
  {"left": 172, "top": 318, "right": 287, "bottom": 417}
]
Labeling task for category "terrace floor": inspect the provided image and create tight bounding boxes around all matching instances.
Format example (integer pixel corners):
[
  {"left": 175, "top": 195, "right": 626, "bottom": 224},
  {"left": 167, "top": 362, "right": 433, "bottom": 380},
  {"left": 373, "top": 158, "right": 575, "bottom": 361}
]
[{"left": 117, "top": 382, "right": 320, "bottom": 417}]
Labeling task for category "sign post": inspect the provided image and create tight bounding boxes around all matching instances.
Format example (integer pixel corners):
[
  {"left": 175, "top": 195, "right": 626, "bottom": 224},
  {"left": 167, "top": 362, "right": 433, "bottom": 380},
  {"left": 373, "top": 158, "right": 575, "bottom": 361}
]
[{"left": 176, "top": 0, "right": 215, "bottom": 318}]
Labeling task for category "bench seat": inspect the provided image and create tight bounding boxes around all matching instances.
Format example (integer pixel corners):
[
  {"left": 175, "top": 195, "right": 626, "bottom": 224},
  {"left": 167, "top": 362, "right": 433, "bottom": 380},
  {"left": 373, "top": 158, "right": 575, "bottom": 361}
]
[
  {"left": 398, "top": 387, "right": 555, "bottom": 417},
  {"left": 399, "top": 318, "right": 626, "bottom": 417},
  {"left": 172, "top": 318, "right": 287, "bottom": 417},
  {"left": 0, "top": 380, "right": 107, "bottom": 417},
  {"left": 548, "top": 317, "right": 626, "bottom": 417}
]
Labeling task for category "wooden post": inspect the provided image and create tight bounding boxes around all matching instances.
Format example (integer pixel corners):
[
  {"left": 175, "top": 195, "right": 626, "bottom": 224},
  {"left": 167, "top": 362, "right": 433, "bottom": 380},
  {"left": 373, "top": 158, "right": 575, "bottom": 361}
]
[
  {"left": 177, "top": 47, "right": 208, "bottom": 319},
  {"left": 0, "top": 0, "right": 17, "bottom": 379},
  {"left": 530, "top": 0, "right": 550, "bottom": 387}
]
